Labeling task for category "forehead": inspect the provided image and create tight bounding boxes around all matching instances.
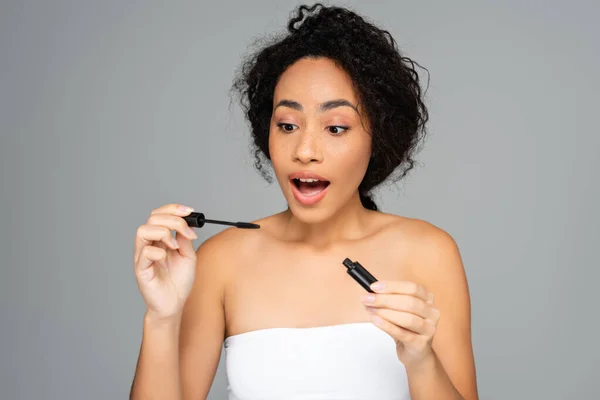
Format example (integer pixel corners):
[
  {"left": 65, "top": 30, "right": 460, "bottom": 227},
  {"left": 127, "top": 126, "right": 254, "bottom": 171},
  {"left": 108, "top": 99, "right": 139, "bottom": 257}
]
[{"left": 273, "top": 57, "right": 358, "bottom": 106}]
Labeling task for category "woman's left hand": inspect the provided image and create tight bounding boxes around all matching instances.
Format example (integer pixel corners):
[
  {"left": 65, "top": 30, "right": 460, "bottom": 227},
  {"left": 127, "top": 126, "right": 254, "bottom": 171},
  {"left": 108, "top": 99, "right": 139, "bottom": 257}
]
[{"left": 361, "top": 280, "right": 441, "bottom": 369}]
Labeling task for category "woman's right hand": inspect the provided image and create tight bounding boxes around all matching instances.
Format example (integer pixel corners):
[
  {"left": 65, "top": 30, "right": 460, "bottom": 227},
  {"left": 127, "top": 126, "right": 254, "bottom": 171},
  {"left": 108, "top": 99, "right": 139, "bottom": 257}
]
[{"left": 134, "top": 203, "right": 199, "bottom": 321}]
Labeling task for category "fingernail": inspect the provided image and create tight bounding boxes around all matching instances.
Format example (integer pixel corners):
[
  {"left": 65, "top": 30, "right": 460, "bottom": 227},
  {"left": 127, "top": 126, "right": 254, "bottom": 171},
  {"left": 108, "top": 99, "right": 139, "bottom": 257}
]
[
  {"left": 172, "top": 238, "right": 179, "bottom": 248},
  {"left": 187, "top": 227, "right": 198, "bottom": 238},
  {"left": 365, "top": 306, "right": 376, "bottom": 314},
  {"left": 361, "top": 295, "right": 375, "bottom": 304},
  {"left": 179, "top": 205, "right": 194, "bottom": 212},
  {"left": 371, "top": 282, "right": 385, "bottom": 291}
]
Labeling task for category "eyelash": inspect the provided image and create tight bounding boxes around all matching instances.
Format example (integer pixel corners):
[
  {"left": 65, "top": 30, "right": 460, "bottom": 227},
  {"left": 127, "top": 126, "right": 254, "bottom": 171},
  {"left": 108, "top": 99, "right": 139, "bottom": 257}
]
[{"left": 276, "top": 123, "right": 349, "bottom": 135}]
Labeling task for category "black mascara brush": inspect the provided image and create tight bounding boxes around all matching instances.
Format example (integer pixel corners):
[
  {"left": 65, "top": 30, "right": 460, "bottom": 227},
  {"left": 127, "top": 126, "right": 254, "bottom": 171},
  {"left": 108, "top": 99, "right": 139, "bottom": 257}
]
[{"left": 183, "top": 212, "right": 260, "bottom": 229}]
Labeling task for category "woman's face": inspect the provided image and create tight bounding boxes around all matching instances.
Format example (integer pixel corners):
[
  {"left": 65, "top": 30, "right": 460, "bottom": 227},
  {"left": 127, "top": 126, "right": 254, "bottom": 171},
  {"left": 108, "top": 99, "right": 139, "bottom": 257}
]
[{"left": 269, "top": 57, "right": 372, "bottom": 223}]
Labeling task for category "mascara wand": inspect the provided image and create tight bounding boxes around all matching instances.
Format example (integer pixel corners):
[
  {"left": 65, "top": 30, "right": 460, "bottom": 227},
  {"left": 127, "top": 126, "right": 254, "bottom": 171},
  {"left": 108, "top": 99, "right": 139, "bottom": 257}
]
[{"left": 183, "top": 212, "right": 260, "bottom": 229}]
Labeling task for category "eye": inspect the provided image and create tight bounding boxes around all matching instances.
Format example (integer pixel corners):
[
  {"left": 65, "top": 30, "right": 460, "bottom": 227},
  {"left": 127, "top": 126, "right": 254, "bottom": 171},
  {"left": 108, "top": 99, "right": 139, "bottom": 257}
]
[
  {"left": 277, "top": 123, "right": 297, "bottom": 133},
  {"left": 327, "top": 126, "right": 349, "bottom": 135}
]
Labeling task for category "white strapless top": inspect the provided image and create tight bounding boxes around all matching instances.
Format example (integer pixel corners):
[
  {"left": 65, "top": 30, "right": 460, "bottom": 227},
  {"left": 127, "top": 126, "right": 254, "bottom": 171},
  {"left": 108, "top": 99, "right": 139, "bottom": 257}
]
[{"left": 224, "top": 322, "right": 411, "bottom": 400}]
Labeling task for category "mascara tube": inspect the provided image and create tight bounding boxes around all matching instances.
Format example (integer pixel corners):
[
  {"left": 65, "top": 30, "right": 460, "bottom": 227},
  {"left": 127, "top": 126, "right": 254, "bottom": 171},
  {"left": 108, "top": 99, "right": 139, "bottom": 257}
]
[{"left": 342, "top": 258, "right": 378, "bottom": 293}]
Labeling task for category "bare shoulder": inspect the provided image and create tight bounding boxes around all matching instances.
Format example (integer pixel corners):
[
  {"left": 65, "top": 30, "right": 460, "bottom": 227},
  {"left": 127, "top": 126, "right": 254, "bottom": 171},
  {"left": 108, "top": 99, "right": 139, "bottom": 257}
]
[
  {"left": 380, "top": 215, "right": 478, "bottom": 398},
  {"left": 193, "top": 212, "right": 279, "bottom": 276},
  {"left": 378, "top": 212, "right": 456, "bottom": 244},
  {"left": 195, "top": 224, "right": 262, "bottom": 260},
  {"left": 377, "top": 213, "right": 463, "bottom": 279},
  {"left": 177, "top": 214, "right": 278, "bottom": 398},
  {"left": 375, "top": 213, "right": 469, "bottom": 308}
]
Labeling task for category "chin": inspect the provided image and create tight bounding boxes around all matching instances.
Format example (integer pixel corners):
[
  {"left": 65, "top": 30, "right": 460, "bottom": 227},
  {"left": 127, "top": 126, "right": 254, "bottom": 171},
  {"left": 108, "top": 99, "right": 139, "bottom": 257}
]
[{"left": 287, "top": 201, "right": 335, "bottom": 224}]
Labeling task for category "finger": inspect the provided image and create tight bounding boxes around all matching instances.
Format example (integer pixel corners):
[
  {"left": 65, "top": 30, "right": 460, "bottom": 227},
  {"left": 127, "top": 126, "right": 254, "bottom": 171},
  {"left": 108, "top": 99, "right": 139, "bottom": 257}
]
[
  {"left": 427, "top": 292, "right": 435, "bottom": 305},
  {"left": 146, "top": 213, "right": 198, "bottom": 243},
  {"left": 135, "top": 245, "right": 167, "bottom": 275},
  {"left": 150, "top": 203, "right": 195, "bottom": 216},
  {"left": 174, "top": 228, "right": 196, "bottom": 259},
  {"left": 134, "top": 224, "right": 180, "bottom": 264},
  {"left": 366, "top": 307, "right": 434, "bottom": 335},
  {"left": 146, "top": 213, "right": 198, "bottom": 238},
  {"left": 134, "top": 205, "right": 196, "bottom": 261},
  {"left": 361, "top": 293, "right": 429, "bottom": 318},
  {"left": 370, "top": 314, "right": 416, "bottom": 344},
  {"left": 370, "top": 280, "right": 430, "bottom": 302}
]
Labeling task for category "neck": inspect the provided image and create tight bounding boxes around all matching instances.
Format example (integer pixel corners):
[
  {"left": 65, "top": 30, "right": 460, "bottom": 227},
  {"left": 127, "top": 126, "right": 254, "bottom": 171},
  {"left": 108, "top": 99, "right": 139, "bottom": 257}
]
[{"left": 280, "top": 192, "right": 373, "bottom": 248}]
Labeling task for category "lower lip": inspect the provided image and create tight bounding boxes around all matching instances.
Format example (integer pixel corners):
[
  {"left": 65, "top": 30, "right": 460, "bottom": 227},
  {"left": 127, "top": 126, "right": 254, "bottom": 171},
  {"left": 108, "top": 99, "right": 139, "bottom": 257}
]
[{"left": 290, "top": 180, "right": 330, "bottom": 206}]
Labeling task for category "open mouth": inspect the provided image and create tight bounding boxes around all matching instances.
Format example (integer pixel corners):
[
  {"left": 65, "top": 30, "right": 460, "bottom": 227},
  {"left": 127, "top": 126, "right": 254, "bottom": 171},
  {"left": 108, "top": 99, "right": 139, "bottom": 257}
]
[{"left": 291, "top": 178, "right": 331, "bottom": 196}]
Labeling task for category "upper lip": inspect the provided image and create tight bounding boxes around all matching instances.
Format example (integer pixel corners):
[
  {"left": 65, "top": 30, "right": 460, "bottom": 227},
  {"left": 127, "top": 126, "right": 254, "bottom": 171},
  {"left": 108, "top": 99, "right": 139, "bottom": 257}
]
[{"left": 289, "top": 171, "right": 330, "bottom": 182}]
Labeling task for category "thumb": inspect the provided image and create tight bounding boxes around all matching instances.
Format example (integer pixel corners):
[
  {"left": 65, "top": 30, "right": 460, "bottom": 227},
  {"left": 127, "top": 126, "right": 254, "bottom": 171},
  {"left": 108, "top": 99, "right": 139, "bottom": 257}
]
[
  {"left": 427, "top": 292, "right": 435, "bottom": 305},
  {"left": 175, "top": 230, "right": 196, "bottom": 259}
]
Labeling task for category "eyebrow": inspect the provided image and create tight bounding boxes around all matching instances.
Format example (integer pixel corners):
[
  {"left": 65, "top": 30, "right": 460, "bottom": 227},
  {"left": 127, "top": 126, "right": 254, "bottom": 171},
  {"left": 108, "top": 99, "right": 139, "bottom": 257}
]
[{"left": 273, "top": 99, "right": 358, "bottom": 113}]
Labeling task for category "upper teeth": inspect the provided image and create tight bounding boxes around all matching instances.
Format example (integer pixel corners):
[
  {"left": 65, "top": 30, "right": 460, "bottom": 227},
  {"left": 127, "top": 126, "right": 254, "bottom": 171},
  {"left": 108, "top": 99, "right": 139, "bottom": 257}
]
[{"left": 298, "top": 178, "right": 319, "bottom": 182}]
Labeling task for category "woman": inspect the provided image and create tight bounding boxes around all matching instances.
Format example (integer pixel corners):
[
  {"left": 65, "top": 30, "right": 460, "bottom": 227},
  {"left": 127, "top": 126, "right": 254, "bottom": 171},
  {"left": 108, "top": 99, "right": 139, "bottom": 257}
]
[{"left": 130, "top": 4, "right": 478, "bottom": 399}]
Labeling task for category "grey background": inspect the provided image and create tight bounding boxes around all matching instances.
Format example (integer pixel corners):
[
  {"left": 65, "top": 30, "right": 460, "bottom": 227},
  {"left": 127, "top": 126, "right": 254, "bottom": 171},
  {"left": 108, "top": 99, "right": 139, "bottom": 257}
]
[{"left": 1, "top": 0, "right": 598, "bottom": 399}]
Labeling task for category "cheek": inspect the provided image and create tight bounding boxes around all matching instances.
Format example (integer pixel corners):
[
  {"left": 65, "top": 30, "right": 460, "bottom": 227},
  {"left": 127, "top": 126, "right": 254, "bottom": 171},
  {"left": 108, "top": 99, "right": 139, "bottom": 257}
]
[
  {"left": 268, "top": 131, "right": 281, "bottom": 161},
  {"left": 334, "top": 138, "right": 371, "bottom": 172},
  {"left": 268, "top": 131, "right": 290, "bottom": 175}
]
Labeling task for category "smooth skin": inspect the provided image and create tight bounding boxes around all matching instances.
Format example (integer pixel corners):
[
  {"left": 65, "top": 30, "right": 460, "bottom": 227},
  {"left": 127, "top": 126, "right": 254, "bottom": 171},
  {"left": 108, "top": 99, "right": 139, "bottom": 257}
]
[{"left": 130, "top": 57, "right": 478, "bottom": 400}]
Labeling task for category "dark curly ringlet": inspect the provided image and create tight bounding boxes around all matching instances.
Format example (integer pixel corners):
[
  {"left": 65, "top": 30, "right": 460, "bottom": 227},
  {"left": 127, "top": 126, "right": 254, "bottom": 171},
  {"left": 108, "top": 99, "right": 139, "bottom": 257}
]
[{"left": 231, "top": 3, "right": 429, "bottom": 211}]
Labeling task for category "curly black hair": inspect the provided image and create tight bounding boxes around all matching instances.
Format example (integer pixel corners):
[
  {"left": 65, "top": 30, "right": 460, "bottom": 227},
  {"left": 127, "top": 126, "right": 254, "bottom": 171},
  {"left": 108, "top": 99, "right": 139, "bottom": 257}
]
[{"left": 231, "top": 3, "right": 429, "bottom": 211}]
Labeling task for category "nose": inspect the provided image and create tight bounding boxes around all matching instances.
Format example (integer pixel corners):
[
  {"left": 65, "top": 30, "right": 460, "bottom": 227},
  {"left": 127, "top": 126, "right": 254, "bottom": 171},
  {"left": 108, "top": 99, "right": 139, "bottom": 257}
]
[{"left": 292, "top": 129, "right": 323, "bottom": 164}]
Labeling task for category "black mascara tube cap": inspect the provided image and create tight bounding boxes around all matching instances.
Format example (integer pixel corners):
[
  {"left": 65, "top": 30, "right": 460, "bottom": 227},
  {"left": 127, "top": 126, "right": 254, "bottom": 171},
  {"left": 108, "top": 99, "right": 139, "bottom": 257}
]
[
  {"left": 183, "top": 212, "right": 205, "bottom": 228},
  {"left": 342, "top": 258, "right": 378, "bottom": 293}
]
